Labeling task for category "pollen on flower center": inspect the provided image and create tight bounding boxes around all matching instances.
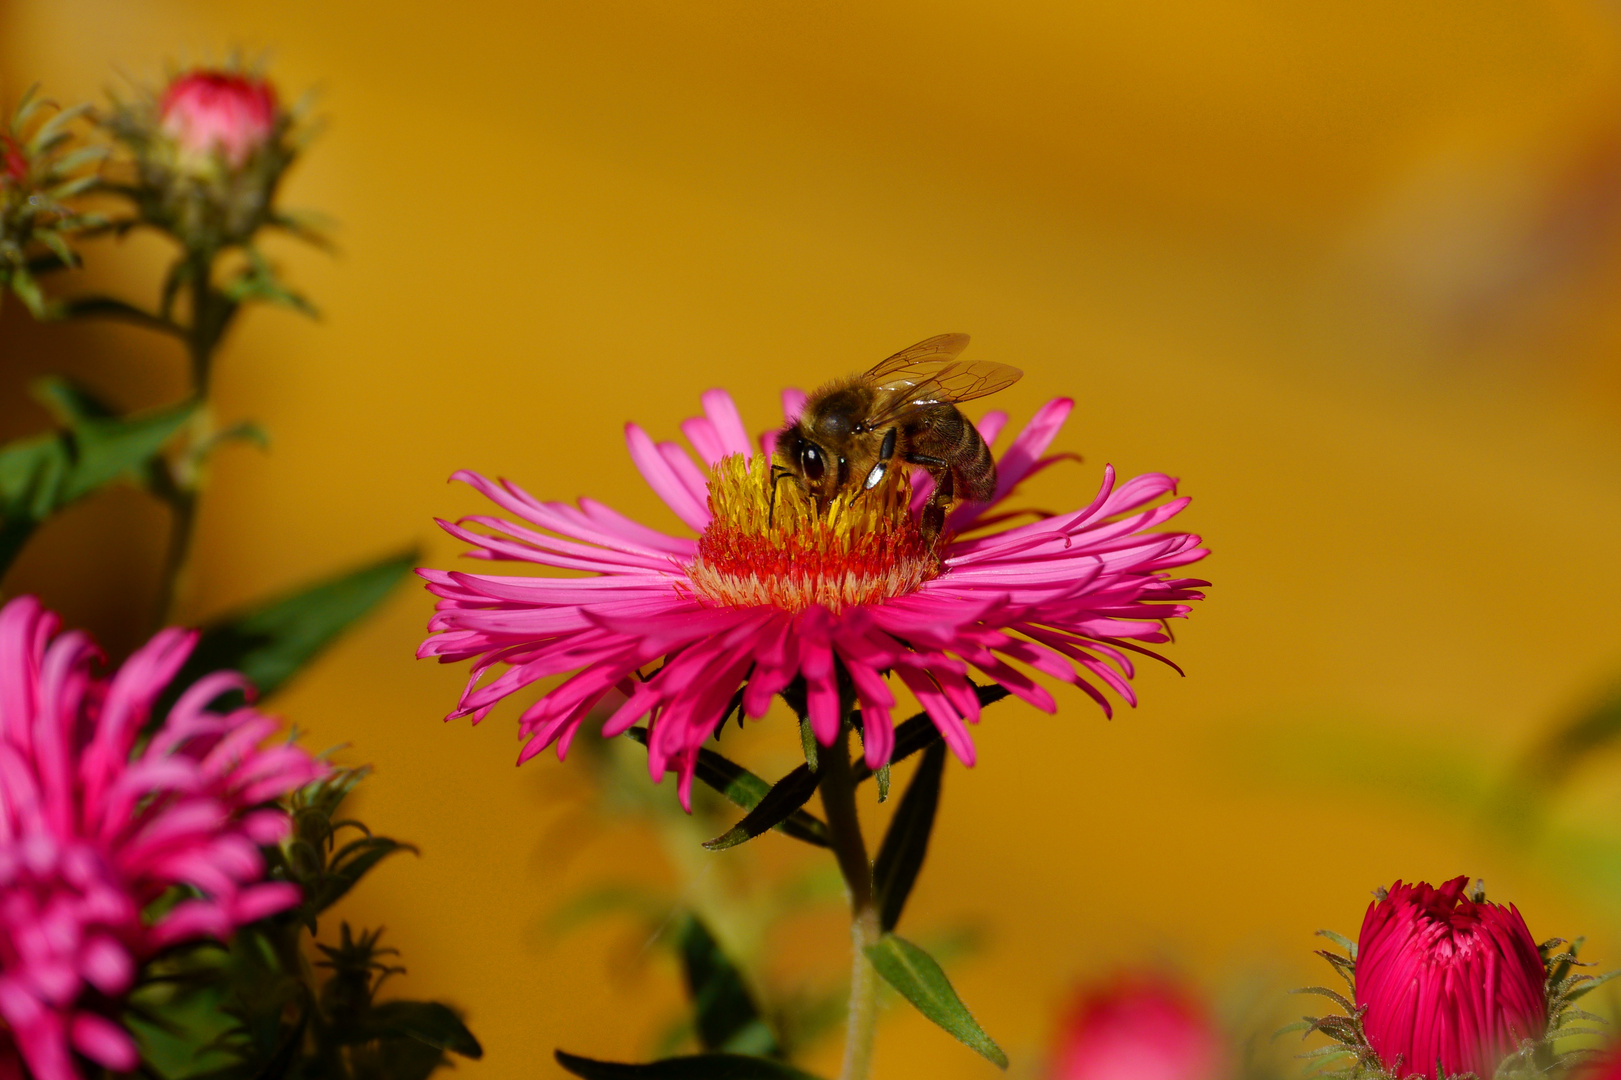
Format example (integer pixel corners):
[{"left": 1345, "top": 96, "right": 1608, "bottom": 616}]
[{"left": 686, "top": 454, "right": 940, "bottom": 613}]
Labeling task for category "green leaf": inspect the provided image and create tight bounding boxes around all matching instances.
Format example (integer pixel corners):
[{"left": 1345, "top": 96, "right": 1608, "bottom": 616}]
[
  {"left": 852, "top": 683, "right": 1010, "bottom": 784},
  {"left": 302, "top": 833, "right": 416, "bottom": 918},
  {"left": 864, "top": 934, "right": 1007, "bottom": 1069},
  {"left": 875, "top": 763, "right": 890, "bottom": 803},
  {"left": 362, "top": 1001, "right": 483, "bottom": 1058},
  {"left": 59, "top": 294, "right": 182, "bottom": 337},
  {"left": 872, "top": 740, "right": 946, "bottom": 933},
  {"left": 166, "top": 548, "right": 418, "bottom": 703},
  {"left": 625, "top": 729, "right": 829, "bottom": 848},
  {"left": 703, "top": 764, "right": 822, "bottom": 852},
  {"left": 554, "top": 1050, "right": 824, "bottom": 1079},
  {"left": 0, "top": 392, "right": 195, "bottom": 574},
  {"left": 797, "top": 717, "right": 819, "bottom": 772},
  {"left": 677, "top": 913, "right": 776, "bottom": 1056}
]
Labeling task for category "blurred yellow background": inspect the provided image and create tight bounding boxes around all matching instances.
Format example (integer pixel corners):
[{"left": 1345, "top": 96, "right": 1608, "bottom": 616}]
[{"left": 7, "top": 0, "right": 1621, "bottom": 1075}]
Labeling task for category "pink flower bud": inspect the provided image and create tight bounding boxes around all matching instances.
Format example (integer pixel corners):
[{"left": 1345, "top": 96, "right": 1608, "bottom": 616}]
[
  {"left": 158, "top": 69, "right": 277, "bottom": 170},
  {"left": 1051, "top": 976, "right": 1228, "bottom": 1080},
  {"left": 1, "top": 134, "right": 26, "bottom": 186},
  {"left": 1356, "top": 877, "right": 1547, "bottom": 1079}
]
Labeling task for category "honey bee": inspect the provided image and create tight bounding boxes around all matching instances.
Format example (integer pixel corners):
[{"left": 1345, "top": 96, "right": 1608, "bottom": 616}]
[{"left": 773, "top": 333, "right": 1023, "bottom": 541}]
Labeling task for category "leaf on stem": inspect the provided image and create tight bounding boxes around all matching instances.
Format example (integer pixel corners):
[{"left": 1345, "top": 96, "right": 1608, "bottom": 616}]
[
  {"left": 554, "top": 1050, "right": 824, "bottom": 1079},
  {"left": 625, "top": 728, "right": 829, "bottom": 848},
  {"left": 58, "top": 294, "right": 182, "bottom": 337},
  {"left": 702, "top": 764, "right": 822, "bottom": 852},
  {"left": 863, "top": 934, "right": 1007, "bottom": 1069},
  {"left": 852, "top": 683, "right": 1011, "bottom": 784},
  {"left": 872, "top": 739, "right": 946, "bottom": 932},
  {"left": 677, "top": 913, "right": 777, "bottom": 1056},
  {"left": 359, "top": 1001, "right": 483, "bottom": 1057},
  {"left": 0, "top": 390, "right": 196, "bottom": 574},
  {"left": 163, "top": 548, "right": 418, "bottom": 708}
]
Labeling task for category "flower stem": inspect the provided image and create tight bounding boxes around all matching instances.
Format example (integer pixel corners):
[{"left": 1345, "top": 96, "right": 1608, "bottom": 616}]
[
  {"left": 153, "top": 253, "right": 221, "bottom": 628},
  {"left": 819, "top": 724, "right": 879, "bottom": 1080}
]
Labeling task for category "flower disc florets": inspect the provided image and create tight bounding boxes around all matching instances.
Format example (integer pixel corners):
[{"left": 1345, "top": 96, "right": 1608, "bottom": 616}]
[{"left": 688, "top": 454, "right": 939, "bottom": 613}]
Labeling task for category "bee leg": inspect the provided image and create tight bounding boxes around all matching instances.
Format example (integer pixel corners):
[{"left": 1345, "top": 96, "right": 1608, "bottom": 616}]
[
  {"left": 921, "top": 470, "right": 954, "bottom": 543},
  {"left": 864, "top": 426, "right": 900, "bottom": 491}
]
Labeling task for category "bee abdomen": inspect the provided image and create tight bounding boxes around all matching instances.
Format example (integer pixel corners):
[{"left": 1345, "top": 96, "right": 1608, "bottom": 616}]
[{"left": 954, "top": 413, "right": 997, "bottom": 502}]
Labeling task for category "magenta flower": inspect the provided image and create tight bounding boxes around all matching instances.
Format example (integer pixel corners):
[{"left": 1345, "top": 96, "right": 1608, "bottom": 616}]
[
  {"left": 420, "top": 389, "right": 1208, "bottom": 807},
  {"left": 1579, "top": 1048, "right": 1621, "bottom": 1079},
  {"left": 159, "top": 69, "right": 277, "bottom": 170},
  {"left": 1051, "top": 976, "right": 1228, "bottom": 1080},
  {"left": 1356, "top": 877, "right": 1548, "bottom": 1079},
  {"left": 0, "top": 596, "right": 324, "bottom": 1080}
]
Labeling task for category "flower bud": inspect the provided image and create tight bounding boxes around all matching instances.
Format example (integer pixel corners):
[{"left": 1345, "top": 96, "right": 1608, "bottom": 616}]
[
  {"left": 1, "top": 134, "right": 26, "bottom": 186},
  {"left": 159, "top": 69, "right": 277, "bottom": 172},
  {"left": 1356, "top": 877, "right": 1547, "bottom": 1079},
  {"left": 1051, "top": 976, "right": 1228, "bottom": 1080}
]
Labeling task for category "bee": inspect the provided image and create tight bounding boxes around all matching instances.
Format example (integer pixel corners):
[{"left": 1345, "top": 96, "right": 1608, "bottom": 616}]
[{"left": 772, "top": 333, "right": 1023, "bottom": 541}]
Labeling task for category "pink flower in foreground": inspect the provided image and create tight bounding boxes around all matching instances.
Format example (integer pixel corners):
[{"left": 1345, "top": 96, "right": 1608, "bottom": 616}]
[
  {"left": 1356, "top": 877, "right": 1548, "bottom": 1079},
  {"left": 1052, "top": 976, "right": 1228, "bottom": 1080},
  {"left": 419, "top": 389, "right": 1208, "bottom": 806},
  {"left": 159, "top": 69, "right": 277, "bottom": 170},
  {"left": 0, "top": 596, "right": 324, "bottom": 1080}
]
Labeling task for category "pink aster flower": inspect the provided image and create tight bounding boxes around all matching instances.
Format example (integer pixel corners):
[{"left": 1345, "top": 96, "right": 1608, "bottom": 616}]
[
  {"left": 1051, "top": 975, "right": 1228, "bottom": 1080},
  {"left": 419, "top": 388, "right": 1208, "bottom": 807},
  {"left": 1356, "top": 877, "right": 1548, "bottom": 1079},
  {"left": 0, "top": 596, "right": 324, "bottom": 1080},
  {"left": 159, "top": 69, "right": 277, "bottom": 170},
  {"left": 1579, "top": 1047, "right": 1621, "bottom": 1079}
]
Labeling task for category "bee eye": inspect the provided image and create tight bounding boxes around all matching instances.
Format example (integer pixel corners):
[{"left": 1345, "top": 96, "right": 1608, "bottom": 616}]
[{"left": 800, "top": 443, "right": 826, "bottom": 482}]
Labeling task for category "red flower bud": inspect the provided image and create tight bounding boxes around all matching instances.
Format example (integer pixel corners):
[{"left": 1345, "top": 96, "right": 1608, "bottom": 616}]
[
  {"left": 158, "top": 69, "right": 276, "bottom": 170},
  {"left": 1356, "top": 877, "right": 1547, "bottom": 1079},
  {"left": 1051, "top": 976, "right": 1227, "bottom": 1080},
  {"left": 1, "top": 134, "right": 26, "bottom": 186}
]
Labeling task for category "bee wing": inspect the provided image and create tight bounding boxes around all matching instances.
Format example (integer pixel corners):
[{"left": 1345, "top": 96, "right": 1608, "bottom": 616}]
[
  {"left": 863, "top": 345, "right": 1023, "bottom": 427},
  {"left": 866, "top": 333, "right": 974, "bottom": 381}
]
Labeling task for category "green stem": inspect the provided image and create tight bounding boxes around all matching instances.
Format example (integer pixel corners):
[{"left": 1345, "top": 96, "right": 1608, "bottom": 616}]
[
  {"left": 819, "top": 724, "right": 880, "bottom": 1080},
  {"left": 153, "top": 252, "right": 220, "bottom": 628}
]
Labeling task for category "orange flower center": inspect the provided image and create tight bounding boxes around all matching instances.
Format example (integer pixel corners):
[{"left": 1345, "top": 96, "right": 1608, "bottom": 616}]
[{"left": 686, "top": 454, "right": 940, "bottom": 613}]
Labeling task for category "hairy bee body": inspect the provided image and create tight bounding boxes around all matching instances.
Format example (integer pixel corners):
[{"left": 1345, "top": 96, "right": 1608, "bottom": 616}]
[{"left": 773, "top": 335, "right": 1020, "bottom": 541}]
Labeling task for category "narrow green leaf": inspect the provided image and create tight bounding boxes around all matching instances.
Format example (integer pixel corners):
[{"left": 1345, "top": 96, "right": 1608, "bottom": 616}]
[
  {"left": 362, "top": 1000, "right": 483, "bottom": 1058},
  {"left": 307, "top": 835, "right": 416, "bottom": 915},
  {"left": 554, "top": 1050, "right": 824, "bottom": 1079},
  {"left": 60, "top": 294, "right": 182, "bottom": 337},
  {"left": 703, "top": 765, "right": 821, "bottom": 852},
  {"left": 872, "top": 740, "right": 946, "bottom": 932},
  {"left": 677, "top": 913, "right": 776, "bottom": 1055},
  {"left": 852, "top": 683, "right": 1011, "bottom": 784},
  {"left": 864, "top": 934, "right": 1007, "bottom": 1069},
  {"left": 166, "top": 548, "right": 418, "bottom": 703},
  {"left": 798, "top": 716, "right": 818, "bottom": 772},
  {"left": 625, "top": 729, "right": 829, "bottom": 848},
  {"left": 876, "top": 763, "right": 890, "bottom": 803}
]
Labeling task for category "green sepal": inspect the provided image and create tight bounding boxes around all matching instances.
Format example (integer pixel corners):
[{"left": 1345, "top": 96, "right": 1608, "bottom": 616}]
[
  {"left": 554, "top": 1050, "right": 824, "bottom": 1079},
  {"left": 872, "top": 739, "right": 946, "bottom": 933},
  {"left": 852, "top": 683, "right": 1010, "bottom": 784},
  {"left": 0, "top": 389, "right": 196, "bottom": 573},
  {"left": 863, "top": 933, "right": 1007, "bottom": 1070},
  {"left": 625, "top": 729, "right": 829, "bottom": 848},
  {"left": 703, "top": 764, "right": 822, "bottom": 852},
  {"left": 676, "top": 913, "right": 777, "bottom": 1056},
  {"left": 161, "top": 548, "right": 417, "bottom": 711}
]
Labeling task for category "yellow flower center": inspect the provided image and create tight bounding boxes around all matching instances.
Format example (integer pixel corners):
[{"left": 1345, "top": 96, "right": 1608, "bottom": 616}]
[{"left": 686, "top": 454, "right": 940, "bottom": 613}]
